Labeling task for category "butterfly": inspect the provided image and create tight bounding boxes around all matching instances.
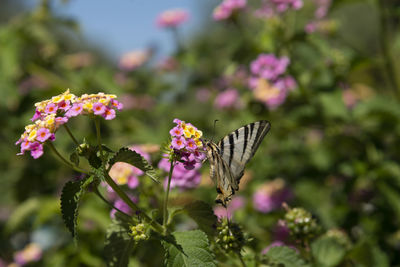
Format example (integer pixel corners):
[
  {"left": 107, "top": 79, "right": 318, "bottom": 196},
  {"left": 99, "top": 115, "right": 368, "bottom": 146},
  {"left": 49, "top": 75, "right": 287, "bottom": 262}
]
[{"left": 205, "top": 120, "right": 271, "bottom": 206}]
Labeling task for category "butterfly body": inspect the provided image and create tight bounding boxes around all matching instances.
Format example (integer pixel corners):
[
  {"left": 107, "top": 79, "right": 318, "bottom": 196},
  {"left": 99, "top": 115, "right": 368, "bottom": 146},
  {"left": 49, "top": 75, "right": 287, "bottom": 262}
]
[{"left": 205, "top": 120, "right": 271, "bottom": 206}]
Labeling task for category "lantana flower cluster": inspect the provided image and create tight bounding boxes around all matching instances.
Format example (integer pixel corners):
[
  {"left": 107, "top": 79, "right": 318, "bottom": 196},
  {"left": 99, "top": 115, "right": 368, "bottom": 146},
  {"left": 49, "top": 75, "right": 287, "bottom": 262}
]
[
  {"left": 156, "top": 9, "right": 189, "bottom": 28},
  {"left": 158, "top": 158, "right": 202, "bottom": 189},
  {"left": 213, "top": 0, "right": 247, "bottom": 21},
  {"left": 254, "top": 0, "right": 303, "bottom": 18},
  {"left": 16, "top": 90, "right": 123, "bottom": 159},
  {"left": 168, "top": 119, "right": 205, "bottom": 169},
  {"left": 13, "top": 243, "right": 42, "bottom": 266},
  {"left": 248, "top": 54, "right": 297, "bottom": 109}
]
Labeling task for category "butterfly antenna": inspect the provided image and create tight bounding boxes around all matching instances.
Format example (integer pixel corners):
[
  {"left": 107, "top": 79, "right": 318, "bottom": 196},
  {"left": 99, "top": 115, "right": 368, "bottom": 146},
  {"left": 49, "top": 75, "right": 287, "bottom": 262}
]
[{"left": 210, "top": 119, "right": 219, "bottom": 143}]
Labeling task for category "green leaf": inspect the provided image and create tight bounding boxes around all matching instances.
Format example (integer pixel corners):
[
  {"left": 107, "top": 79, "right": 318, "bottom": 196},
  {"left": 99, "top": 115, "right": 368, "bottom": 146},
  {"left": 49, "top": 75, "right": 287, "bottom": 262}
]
[
  {"left": 264, "top": 246, "right": 308, "bottom": 267},
  {"left": 104, "top": 220, "right": 134, "bottom": 267},
  {"left": 318, "top": 91, "right": 348, "bottom": 119},
  {"left": 108, "top": 147, "right": 159, "bottom": 183},
  {"left": 377, "top": 183, "right": 400, "bottom": 222},
  {"left": 60, "top": 176, "right": 93, "bottom": 238},
  {"left": 184, "top": 201, "right": 217, "bottom": 236},
  {"left": 311, "top": 236, "right": 346, "bottom": 267},
  {"left": 162, "top": 230, "right": 216, "bottom": 267}
]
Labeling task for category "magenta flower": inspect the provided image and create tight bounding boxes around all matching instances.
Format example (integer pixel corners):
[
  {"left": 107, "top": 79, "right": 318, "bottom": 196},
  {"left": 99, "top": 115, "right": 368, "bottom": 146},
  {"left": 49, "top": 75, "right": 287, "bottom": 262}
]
[
  {"left": 103, "top": 108, "right": 116, "bottom": 120},
  {"left": 185, "top": 138, "right": 197, "bottom": 151},
  {"left": 171, "top": 136, "right": 185, "bottom": 150},
  {"left": 111, "top": 99, "right": 124, "bottom": 111},
  {"left": 156, "top": 9, "right": 189, "bottom": 28},
  {"left": 19, "top": 139, "right": 31, "bottom": 155},
  {"left": 250, "top": 54, "right": 290, "bottom": 80},
  {"left": 35, "top": 128, "right": 51, "bottom": 142},
  {"left": 30, "top": 142, "right": 44, "bottom": 159},
  {"left": 93, "top": 102, "right": 106, "bottom": 115},
  {"left": 45, "top": 102, "right": 58, "bottom": 114},
  {"left": 58, "top": 100, "right": 71, "bottom": 111},
  {"left": 110, "top": 196, "right": 138, "bottom": 218},
  {"left": 253, "top": 179, "right": 292, "bottom": 213},
  {"left": 173, "top": 118, "right": 182, "bottom": 125},
  {"left": 214, "top": 196, "right": 246, "bottom": 219},
  {"left": 213, "top": 0, "right": 247, "bottom": 21},
  {"left": 159, "top": 158, "right": 201, "bottom": 189},
  {"left": 214, "top": 88, "right": 242, "bottom": 110},
  {"left": 65, "top": 103, "right": 83, "bottom": 117},
  {"left": 31, "top": 109, "right": 42, "bottom": 122},
  {"left": 55, "top": 116, "right": 68, "bottom": 126},
  {"left": 170, "top": 126, "right": 183, "bottom": 137},
  {"left": 196, "top": 88, "right": 211, "bottom": 103}
]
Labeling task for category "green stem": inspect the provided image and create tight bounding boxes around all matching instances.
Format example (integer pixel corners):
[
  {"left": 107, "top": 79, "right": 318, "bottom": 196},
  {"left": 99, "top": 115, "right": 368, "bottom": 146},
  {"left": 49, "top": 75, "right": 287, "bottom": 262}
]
[
  {"left": 63, "top": 124, "right": 80, "bottom": 146},
  {"left": 378, "top": 0, "right": 400, "bottom": 97},
  {"left": 93, "top": 187, "right": 132, "bottom": 219},
  {"left": 94, "top": 118, "right": 164, "bottom": 233},
  {"left": 237, "top": 253, "right": 246, "bottom": 267},
  {"left": 47, "top": 142, "right": 89, "bottom": 174},
  {"left": 163, "top": 160, "right": 175, "bottom": 230}
]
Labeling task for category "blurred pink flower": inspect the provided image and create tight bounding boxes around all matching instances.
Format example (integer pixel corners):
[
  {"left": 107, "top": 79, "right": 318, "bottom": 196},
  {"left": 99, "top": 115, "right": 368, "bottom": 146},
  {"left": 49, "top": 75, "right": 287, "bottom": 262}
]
[
  {"left": 214, "top": 88, "right": 242, "bottom": 110},
  {"left": 14, "top": 243, "right": 42, "bottom": 266},
  {"left": 213, "top": 0, "right": 247, "bottom": 21},
  {"left": 110, "top": 196, "right": 138, "bottom": 218},
  {"left": 158, "top": 158, "right": 202, "bottom": 189},
  {"left": 156, "top": 9, "right": 189, "bottom": 28},
  {"left": 214, "top": 196, "right": 246, "bottom": 219},
  {"left": 261, "top": 241, "right": 286, "bottom": 254},
  {"left": 255, "top": 0, "right": 303, "bottom": 18},
  {"left": 196, "top": 88, "right": 211, "bottom": 103},
  {"left": 119, "top": 94, "right": 155, "bottom": 110},
  {"left": 118, "top": 49, "right": 151, "bottom": 71},
  {"left": 250, "top": 54, "right": 290, "bottom": 80},
  {"left": 253, "top": 178, "right": 292, "bottom": 213},
  {"left": 157, "top": 57, "right": 179, "bottom": 71}
]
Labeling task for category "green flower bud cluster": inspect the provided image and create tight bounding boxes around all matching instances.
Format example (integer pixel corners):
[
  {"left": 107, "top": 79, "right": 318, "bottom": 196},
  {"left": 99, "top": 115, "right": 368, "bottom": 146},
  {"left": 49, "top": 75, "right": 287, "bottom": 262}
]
[
  {"left": 215, "top": 219, "right": 245, "bottom": 253},
  {"left": 325, "top": 229, "right": 352, "bottom": 250},
  {"left": 284, "top": 207, "right": 319, "bottom": 240},
  {"left": 130, "top": 223, "right": 147, "bottom": 242}
]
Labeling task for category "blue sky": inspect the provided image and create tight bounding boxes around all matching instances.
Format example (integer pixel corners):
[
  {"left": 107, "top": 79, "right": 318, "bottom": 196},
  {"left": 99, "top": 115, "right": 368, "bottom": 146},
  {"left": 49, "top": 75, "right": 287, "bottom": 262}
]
[{"left": 45, "top": 0, "right": 214, "bottom": 61}]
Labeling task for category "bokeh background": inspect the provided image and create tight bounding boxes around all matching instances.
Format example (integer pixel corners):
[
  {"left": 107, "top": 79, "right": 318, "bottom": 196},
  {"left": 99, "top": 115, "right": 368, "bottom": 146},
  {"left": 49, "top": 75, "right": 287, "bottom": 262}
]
[{"left": 1, "top": 0, "right": 400, "bottom": 266}]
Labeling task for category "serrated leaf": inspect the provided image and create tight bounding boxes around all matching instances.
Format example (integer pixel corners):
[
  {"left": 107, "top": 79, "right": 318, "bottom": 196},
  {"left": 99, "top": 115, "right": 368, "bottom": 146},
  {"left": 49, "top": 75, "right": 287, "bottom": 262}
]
[
  {"left": 162, "top": 230, "right": 216, "bottom": 267},
  {"left": 184, "top": 201, "right": 217, "bottom": 236},
  {"left": 264, "top": 246, "right": 308, "bottom": 267},
  {"left": 311, "top": 236, "right": 346, "bottom": 267},
  {"left": 104, "top": 220, "right": 134, "bottom": 267},
  {"left": 60, "top": 176, "right": 93, "bottom": 238},
  {"left": 109, "top": 147, "right": 159, "bottom": 183}
]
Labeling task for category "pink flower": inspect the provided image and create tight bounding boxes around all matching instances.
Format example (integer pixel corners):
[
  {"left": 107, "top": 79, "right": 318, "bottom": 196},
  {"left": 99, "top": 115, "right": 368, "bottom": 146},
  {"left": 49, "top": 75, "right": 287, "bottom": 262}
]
[
  {"left": 173, "top": 118, "right": 182, "bottom": 125},
  {"left": 93, "top": 102, "right": 106, "bottom": 115},
  {"left": 103, "top": 108, "right": 116, "bottom": 120},
  {"left": 213, "top": 0, "right": 247, "bottom": 21},
  {"left": 19, "top": 139, "right": 31, "bottom": 154},
  {"left": 45, "top": 102, "right": 58, "bottom": 114},
  {"left": 118, "top": 50, "right": 151, "bottom": 71},
  {"left": 36, "top": 128, "right": 51, "bottom": 142},
  {"left": 110, "top": 196, "right": 138, "bottom": 218},
  {"left": 30, "top": 142, "right": 44, "bottom": 159},
  {"left": 31, "top": 109, "right": 42, "bottom": 122},
  {"left": 214, "top": 196, "right": 246, "bottom": 219},
  {"left": 55, "top": 116, "right": 68, "bottom": 126},
  {"left": 185, "top": 138, "right": 197, "bottom": 151},
  {"left": 170, "top": 126, "right": 183, "bottom": 137},
  {"left": 159, "top": 158, "right": 201, "bottom": 189},
  {"left": 253, "top": 179, "right": 292, "bottom": 213},
  {"left": 214, "top": 88, "right": 242, "bottom": 110},
  {"left": 250, "top": 54, "right": 290, "bottom": 80},
  {"left": 65, "top": 103, "right": 83, "bottom": 117},
  {"left": 58, "top": 100, "right": 71, "bottom": 111},
  {"left": 14, "top": 243, "right": 42, "bottom": 266},
  {"left": 196, "top": 88, "right": 211, "bottom": 102},
  {"left": 171, "top": 136, "right": 185, "bottom": 150},
  {"left": 111, "top": 99, "right": 123, "bottom": 111},
  {"left": 156, "top": 9, "right": 189, "bottom": 28}
]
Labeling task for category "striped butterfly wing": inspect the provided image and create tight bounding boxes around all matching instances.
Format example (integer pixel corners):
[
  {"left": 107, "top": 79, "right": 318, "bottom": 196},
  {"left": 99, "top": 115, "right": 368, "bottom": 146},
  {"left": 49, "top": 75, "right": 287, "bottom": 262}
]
[
  {"left": 206, "top": 120, "right": 271, "bottom": 206},
  {"left": 217, "top": 120, "right": 271, "bottom": 188}
]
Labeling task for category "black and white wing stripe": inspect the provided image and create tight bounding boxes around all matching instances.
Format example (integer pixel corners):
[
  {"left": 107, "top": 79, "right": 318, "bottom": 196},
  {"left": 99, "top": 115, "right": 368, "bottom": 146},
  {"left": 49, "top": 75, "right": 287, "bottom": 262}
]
[{"left": 218, "top": 120, "right": 271, "bottom": 188}]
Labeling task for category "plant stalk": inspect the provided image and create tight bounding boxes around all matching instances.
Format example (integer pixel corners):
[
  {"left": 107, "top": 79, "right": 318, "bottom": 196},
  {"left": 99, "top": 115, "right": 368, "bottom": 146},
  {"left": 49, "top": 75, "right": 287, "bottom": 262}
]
[
  {"left": 47, "top": 142, "right": 89, "bottom": 174},
  {"left": 163, "top": 160, "right": 175, "bottom": 230}
]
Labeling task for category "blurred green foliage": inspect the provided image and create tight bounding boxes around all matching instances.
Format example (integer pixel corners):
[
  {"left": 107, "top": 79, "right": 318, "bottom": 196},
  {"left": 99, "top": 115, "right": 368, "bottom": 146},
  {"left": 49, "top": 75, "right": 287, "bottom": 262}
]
[{"left": 1, "top": 0, "right": 400, "bottom": 266}]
